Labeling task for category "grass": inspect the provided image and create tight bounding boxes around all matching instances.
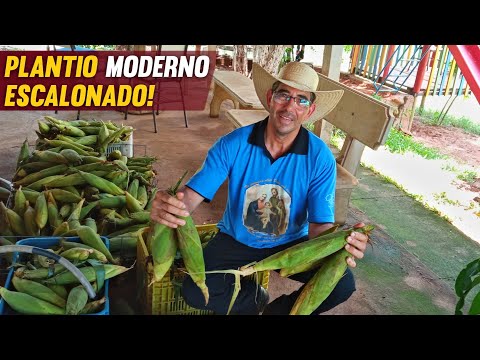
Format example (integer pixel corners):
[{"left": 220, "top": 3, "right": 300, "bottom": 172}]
[
  {"left": 384, "top": 128, "right": 446, "bottom": 160},
  {"left": 441, "top": 162, "right": 478, "bottom": 184},
  {"left": 329, "top": 126, "right": 446, "bottom": 161},
  {"left": 416, "top": 107, "right": 480, "bottom": 136},
  {"left": 457, "top": 169, "right": 478, "bottom": 184}
]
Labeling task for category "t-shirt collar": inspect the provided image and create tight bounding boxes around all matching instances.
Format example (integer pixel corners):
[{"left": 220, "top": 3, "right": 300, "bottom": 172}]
[{"left": 247, "top": 116, "right": 309, "bottom": 156}]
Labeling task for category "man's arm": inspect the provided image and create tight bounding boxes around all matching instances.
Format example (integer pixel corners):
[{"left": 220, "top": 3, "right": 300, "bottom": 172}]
[
  {"left": 308, "top": 222, "right": 335, "bottom": 239},
  {"left": 150, "top": 185, "right": 205, "bottom": 228}
]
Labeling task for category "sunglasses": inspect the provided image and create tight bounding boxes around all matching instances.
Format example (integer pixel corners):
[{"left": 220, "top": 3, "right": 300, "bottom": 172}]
[{"left": 272, "top": 91, "right": 312, "bottom": 109}]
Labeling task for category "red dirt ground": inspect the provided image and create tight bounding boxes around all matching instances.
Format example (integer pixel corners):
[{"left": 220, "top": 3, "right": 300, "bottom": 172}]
[{"left": 338, "top": 72, "right": 480, "bottom": 170}]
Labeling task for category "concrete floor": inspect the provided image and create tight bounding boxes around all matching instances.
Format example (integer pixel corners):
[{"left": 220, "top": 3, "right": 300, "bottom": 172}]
[{"left": 1, "top": 83, "right": 478, "bottom": 315}]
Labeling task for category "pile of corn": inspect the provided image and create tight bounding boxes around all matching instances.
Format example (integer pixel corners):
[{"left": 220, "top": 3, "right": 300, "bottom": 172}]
[
  {"left": 0, "top": 115, "right": 162, "bottom": 314},
  {"left": 0, "top": 116, "right": 158, "bottom": 251},
  {"left": 239, "top": 225, "right": 374, "bottom": 315}
]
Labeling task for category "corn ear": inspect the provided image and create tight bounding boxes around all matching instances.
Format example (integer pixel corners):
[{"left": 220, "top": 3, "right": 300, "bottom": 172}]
[
  {"left": 12, "top": 275, "right": 66, "bottom": 308},
  {"left": 1, "top": 201, "right": 25, "bottom": 236},
  {"left": 42, "top": 264, "right": 131, "bottom": 285},
  {"left": 279, "top": 257, "right": 326, "bottom": 278},
  {"left": 77, "top": 170, "right": 124, "bottom": 195},
  {"left": 290, "top": 249, "right": 350, "bottom": 315},
  {"left": 66, "top": 285, "right": 89, "bottom": 315},
  {"left": 176, "top": 215, "right": 209, "bottom": 305},
  {"left": 24, "top": 202, "right": 40, "bottom": 236},
  {"left": 59, "top": 247, "right": 93, "bottom": 262},
  {"left": 34, "top": 191, "right": 48, "bottom": 230},
  {"left": 76, "top": 225, "right": 115, "bottom": 263},
  {"left": 0, "top": 286, "right": 65, "bottom": 315},
  {"left": 15, "top": 264, "right": 66, "bottom": 280},
  {"left": 240, "top": 231, "right": 348, "bottom": 276},
  {"left": 240, "top": 225, "right": 372, "bottom": 276},
  {"left": 279, "top": 226, "right": 340, "bottom": 277},
  {"left": 16, "top": 138, "right": 30, "bottom": 168},
  {"left": 13, "top": 186, "right": 27, "bottom": 217},
  {"left": 147, "top": 224, "right": 177, "bottom": 283},
  {"left": 46, "top": 284, "right": 68, "bottom": 300}
]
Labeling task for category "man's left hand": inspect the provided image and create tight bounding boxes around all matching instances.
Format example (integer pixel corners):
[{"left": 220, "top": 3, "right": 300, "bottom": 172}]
[{"left": 345, "top": 222, "right": 370, "bottom": 268}]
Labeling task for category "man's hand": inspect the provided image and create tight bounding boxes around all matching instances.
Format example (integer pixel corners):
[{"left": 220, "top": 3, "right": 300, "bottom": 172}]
[
  {"left": 345, "top": 222, "right": 370, "bottom": 268},
  {"left": 150, "top": 190, "right": 190, "bottom": 228}
]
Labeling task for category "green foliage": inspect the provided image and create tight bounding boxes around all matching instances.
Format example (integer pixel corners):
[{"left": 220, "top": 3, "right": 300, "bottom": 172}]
[
  {"left": 78, "top": 45, "right": 116, "bottom": 50},
  {"left": 303, "top": 122, "right": 315, "bottom": 132},
  {"left": 433, "top": 192, "right": 461, "bottom": 206},
  {"left": 330, "top": 127, "right": 346, "bottom": 149},
  {"left": 455, "top": 258, "right": 480, "bottom": 315},
  {"left": 441, "top": 163, "right": 458, "bottom": 172},
  {"left": 385, "top": 128, "right": 446, "bottom": 160},
  {"left": 278, "top": 47, "right": 293, "bottom": 72},
  {"left": 343, "top": 45, "right": 353, "bottom": 52},
  {"left": 457, "top": 170, "right": 478, "bottom": 184},
  {"left": 415, "top": 107, "right": 480, "bottom": 136}
]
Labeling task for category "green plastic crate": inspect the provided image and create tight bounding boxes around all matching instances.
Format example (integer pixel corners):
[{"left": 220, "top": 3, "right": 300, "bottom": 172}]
[{"left": 137, "top": 224, "right": 269, "bottom": 315}]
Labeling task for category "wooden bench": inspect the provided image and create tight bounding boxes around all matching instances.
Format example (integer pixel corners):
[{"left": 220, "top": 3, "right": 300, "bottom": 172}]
[
  {"left": 209, "top": 70, "right": 264, "bottom": 118},
  {"left": 225, "top": 73, "right": 394, "bottom": 225}
]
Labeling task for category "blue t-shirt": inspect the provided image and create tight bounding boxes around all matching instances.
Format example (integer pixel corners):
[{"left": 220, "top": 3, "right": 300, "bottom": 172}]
[{"left": 187, "top": 118, "right": 336, "bottom": 249}]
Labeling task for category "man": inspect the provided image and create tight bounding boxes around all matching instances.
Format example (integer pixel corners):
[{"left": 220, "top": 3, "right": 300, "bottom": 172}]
[{"left": 150, "top": 61, "right": 369, "bottom": 315}]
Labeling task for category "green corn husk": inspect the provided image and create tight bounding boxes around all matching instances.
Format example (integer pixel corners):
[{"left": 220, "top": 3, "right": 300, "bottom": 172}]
[
  {"left": 240, "top": 225, "right": 373, "bottom": 276},
  {"left": 147, "top": 171, "right": 187, "bottom": 284},
  {"left": 289, "top": 249, "right": 349, "bottom": 315},
  {"left": 279, "top": 225, "right": 339, "bottom": 277},
  {"left": 176, "top": 215, "right": 209, "bottom": 306},
  {"left": 148, "top": 225, "right": 177, "bottom": 284}
]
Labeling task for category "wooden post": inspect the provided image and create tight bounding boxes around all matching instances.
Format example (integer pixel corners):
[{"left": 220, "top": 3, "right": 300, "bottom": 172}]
[{"left": 314, "top": 45, "right": 343, "bottom": 144}]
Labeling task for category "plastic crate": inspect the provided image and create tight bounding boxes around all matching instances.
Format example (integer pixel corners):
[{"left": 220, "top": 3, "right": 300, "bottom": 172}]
[
  {"left": 0, "top": 236, "right": 110, "bottom": 315},
  {"left": 137, "top": 224, "right": 270, "bottom": 315},
  {"left": 106, "top": 133, "right": 133, "bottom": 158}
]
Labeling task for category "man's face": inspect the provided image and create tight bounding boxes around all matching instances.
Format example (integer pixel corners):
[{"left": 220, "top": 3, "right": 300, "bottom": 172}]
[{"left": 266, "top": 84, "right": 316, "bottom": 137}]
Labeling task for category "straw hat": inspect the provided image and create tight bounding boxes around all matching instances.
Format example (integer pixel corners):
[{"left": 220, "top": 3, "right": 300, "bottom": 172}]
[{"left": 252, "top": 62, "right": 344, "bottom": 124}]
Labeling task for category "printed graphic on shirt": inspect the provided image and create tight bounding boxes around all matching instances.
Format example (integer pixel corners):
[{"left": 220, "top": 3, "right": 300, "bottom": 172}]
[
  {"left": 243, "top": 183, "right": 291, "bottom": 236},
  {"left": 325, "top": 193, "right": 335, "bottom": 211}
]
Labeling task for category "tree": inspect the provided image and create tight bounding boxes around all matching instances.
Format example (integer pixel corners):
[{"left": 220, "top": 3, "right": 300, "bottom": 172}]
[
  {"left": 233, "top": 45, "right": 248, "bottom": 75},
  {"left": 252, "top": 45, "right": 288, "bottom": 76},
  {"left": 233, "top": 45, "right": 289, "bottom": 78}
]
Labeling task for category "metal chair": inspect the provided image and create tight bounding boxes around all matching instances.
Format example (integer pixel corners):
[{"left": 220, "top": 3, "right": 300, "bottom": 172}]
[{"left": 51, "top": 45, "right": 88, "bottom": 120}]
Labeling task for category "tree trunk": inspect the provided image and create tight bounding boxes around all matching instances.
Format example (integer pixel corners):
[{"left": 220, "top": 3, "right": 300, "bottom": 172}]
[
  {"left": 250, "top": 45, "right": 288, "bottom": 77},
  {"left": 233, "top": 45, "right": 248, "bottom": 75}
]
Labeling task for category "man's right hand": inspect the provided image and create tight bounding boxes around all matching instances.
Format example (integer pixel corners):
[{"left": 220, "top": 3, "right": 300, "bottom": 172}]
[{"left": 150, "top": 190, "right": 191, "bottom": 228}]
